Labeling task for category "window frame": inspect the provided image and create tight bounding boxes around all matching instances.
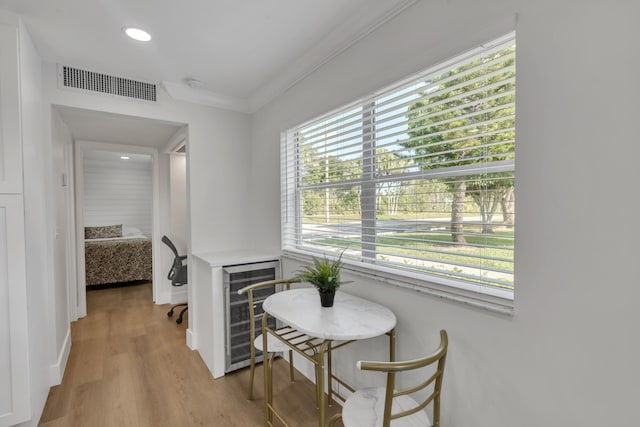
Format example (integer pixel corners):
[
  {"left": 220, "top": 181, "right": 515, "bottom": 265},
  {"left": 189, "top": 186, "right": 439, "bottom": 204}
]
[{"left": 281, "top": 33, "right": 516, "bottom": 314}]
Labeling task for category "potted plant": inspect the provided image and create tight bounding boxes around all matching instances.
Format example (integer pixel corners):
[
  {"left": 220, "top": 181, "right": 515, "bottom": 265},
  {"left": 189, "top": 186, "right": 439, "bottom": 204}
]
[{"left": 296, "top": 252, "right": 346, "bottom": 307}]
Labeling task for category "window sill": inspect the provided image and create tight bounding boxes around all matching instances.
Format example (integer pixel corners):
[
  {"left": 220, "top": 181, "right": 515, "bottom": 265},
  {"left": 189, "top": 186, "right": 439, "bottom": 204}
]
[{"left": 282, "top": 250, "right": 514, "bottom": 316}]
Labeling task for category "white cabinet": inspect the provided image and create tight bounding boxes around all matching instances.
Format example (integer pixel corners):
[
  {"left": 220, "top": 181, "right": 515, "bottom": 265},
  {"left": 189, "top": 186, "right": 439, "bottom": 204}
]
[
  {"left": 191, "top": 250, "right": 280, "bottom": 379},
  {"left": 0, "top": 16, "right": 30, "bottom": 427},
  {"left": 0, "top": 22, "right": 22, "bottom": 194},
  {"left": 0, "top": 195, "right": 29, "bottom": 426}
]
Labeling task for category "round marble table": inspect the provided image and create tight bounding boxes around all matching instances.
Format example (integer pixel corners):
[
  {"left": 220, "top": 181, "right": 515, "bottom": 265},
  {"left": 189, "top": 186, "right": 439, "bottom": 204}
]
[{"left": 262, "top": 288, "right": 397, "bottom": 427}]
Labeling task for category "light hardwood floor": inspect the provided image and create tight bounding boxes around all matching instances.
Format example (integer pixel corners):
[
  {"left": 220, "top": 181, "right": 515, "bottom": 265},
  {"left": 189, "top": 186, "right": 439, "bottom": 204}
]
[{"left": 39, "top": 282, "right": 340, "bottom": 426}]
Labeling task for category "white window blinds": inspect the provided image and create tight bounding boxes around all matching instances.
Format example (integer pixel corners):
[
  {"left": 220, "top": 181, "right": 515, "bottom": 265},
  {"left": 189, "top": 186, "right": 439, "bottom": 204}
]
[{"left": 282, "top": 33, "right": 515, "bottom": 297}]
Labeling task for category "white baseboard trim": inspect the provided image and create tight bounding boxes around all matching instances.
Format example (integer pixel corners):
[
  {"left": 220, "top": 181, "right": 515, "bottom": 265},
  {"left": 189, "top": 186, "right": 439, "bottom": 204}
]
[
  {"left": 171, "top": 287, "right": 188, "bottom": 304},
  {"left": 156, "top": 290, "right": 171, "bottom": 305},
  {"left": 186, "top": 328, "right": 196, "bottom": 350},
  {"left": 157, "top": 288, "right": 188, "bottom": 305},
  {"left": 49, "top": 327, "right": 71, "bottom": 386}
]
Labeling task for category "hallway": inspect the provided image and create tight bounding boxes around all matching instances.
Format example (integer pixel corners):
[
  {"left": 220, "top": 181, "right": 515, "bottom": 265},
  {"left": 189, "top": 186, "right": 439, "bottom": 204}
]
[{"left": 39, "top": 282, "right": 333, "bottom": 426}]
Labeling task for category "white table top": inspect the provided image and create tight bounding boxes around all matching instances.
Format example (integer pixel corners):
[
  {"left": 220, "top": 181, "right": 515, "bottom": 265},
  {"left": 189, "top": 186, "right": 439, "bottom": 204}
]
[
  {"left": 192, "top": 249, "right": 280, "bottom": 267},
  {"left": 263, "top": 288, "right": 397, "bottom": 341}
]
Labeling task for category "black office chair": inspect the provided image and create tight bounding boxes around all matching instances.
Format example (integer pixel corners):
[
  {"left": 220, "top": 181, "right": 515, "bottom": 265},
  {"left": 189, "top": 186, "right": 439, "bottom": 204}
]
[{"left": 162, "top": 235, "right": 188, "bottom": 324}]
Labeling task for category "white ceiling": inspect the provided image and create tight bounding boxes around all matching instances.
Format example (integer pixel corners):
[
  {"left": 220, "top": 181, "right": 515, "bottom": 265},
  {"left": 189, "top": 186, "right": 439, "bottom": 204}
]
[
  {"left": 0, "top": 0, "right": 415, "bottom": 111},
  {"left": 0, "top": 0, "right": 414, "bottom": 147}
]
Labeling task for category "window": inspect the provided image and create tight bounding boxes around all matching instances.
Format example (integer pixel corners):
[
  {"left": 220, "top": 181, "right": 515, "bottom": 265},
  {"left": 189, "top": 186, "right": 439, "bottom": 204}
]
[{"left": 282, "top": 33, "right": 515, "bottom": 303}]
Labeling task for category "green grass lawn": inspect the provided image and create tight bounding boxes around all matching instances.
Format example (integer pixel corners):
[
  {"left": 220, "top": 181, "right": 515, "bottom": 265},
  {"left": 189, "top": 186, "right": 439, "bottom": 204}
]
[{"left": 312, "top": 226, "right": 514, "bottom": 280}]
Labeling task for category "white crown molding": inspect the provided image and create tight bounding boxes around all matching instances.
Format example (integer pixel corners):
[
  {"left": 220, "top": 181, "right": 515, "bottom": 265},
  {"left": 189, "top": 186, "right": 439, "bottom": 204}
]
[
  {"left": 162, "top": 0, "right": 417, "bottom": 114},
  {"left": 247, "top": 0, "right": 417, "bottom": 113},
  {"left": 161, "top": 81, "right": 250, "bottom": 113}
]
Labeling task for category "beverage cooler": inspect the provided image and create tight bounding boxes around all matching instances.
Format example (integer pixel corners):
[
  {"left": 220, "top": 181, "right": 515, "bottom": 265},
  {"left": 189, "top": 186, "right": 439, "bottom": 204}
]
[{"left": 223, "top": 260, "right": 280, "bottom": 373}]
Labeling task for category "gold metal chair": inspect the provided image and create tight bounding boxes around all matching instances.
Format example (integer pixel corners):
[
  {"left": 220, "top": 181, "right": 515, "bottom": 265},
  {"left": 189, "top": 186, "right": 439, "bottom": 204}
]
[
  {"left": 238, "top": 278, "right": 308, "bottom": 400},
  {"left": 329, "top": 329, "right": 448, "bottom": 427}
]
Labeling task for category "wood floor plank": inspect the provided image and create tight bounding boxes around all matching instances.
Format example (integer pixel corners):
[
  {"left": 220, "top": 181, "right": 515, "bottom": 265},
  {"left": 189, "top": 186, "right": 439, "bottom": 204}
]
[
  {"left": 39, "top": 282, "right": 341, "bottom": 426},
  {"left": 102, "top": 352, "right": 142, "bottom": 427}
]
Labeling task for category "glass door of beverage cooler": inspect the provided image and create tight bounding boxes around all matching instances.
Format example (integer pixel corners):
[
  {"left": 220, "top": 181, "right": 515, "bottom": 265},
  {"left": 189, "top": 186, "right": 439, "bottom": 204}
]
[{"left": 223, "top": 260, "right": 280, "bottom": 373}]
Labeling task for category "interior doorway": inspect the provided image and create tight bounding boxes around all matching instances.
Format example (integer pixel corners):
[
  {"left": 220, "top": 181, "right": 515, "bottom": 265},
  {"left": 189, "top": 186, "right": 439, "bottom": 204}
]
[
  {"left": 74, "top": 142, "right": 161, "bottom": 317},
  {"left": 51, "top": 105, "right": 187, "bottom": 320},
  {"left": 81, "top": 149, "right": 154, "bottom": 310}
]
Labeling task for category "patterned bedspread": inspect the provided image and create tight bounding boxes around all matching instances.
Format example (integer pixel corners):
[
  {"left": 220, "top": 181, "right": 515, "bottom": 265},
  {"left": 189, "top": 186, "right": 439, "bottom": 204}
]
[{"left": 85, "top": 237, "right": 152, "bottom": 285}]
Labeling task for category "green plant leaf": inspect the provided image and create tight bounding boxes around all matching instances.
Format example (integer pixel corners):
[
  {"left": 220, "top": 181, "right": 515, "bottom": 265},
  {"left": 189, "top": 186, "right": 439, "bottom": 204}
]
[{"left": 295, "top": 252, "right": 345, "bottom": 292}]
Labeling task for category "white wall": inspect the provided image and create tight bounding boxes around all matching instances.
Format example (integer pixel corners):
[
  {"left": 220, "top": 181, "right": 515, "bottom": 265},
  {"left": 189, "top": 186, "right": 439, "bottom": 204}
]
[
  {"left": 43, "top": 61, "right": 252, "bottom": 359},
  {"left": 169, "top": 154, "right": 188, "bottom": 252},
  {"left": 49, "top": 108, "right": 72, "bottom": 383},
  {"left": 82, "top": 152, "right": 153, "bottom": 236},
  {"left": 44, "top": 65, "right": 252, "bottom": 255},
  {"left": 250, "top": 1, "right": 640, "bottom": 426}
]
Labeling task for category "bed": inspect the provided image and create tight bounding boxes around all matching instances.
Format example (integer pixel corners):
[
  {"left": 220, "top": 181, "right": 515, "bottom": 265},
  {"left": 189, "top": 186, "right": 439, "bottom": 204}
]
[{"left": 84, "top": 224, "right": 153, "bottom": 286}]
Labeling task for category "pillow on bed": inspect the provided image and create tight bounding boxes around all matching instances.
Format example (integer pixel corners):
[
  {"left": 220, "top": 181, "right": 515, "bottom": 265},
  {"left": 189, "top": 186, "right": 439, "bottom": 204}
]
[
  {"left": 85, "top": 224, "right": 122, "bottom": 239},
  {"left": 122, "top": 225, "right": 144, "bottom": 237}
]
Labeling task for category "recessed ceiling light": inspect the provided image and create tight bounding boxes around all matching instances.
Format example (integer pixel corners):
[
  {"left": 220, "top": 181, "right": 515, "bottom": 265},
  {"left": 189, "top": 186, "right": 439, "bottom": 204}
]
[
  {"left": 123, "top": 27, "right": 152, "bottom": 42},
  {"left": 120, "top": 156, "right": 130, "bottom": 160}
]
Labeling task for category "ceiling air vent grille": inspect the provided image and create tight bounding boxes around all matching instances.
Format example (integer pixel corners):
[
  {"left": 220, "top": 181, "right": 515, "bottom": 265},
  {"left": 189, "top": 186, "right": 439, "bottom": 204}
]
[{"left": 60, "top": 65, "right": 157, "bottom": 102}]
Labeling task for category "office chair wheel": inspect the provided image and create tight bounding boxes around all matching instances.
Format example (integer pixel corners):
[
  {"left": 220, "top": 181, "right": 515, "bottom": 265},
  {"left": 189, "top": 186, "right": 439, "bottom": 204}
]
[
  {"left": 176, "top": 306, "right": 188, "bottom": 325},
  {"left": 167, "top": 309, "right": 174, "bottom": 318}
]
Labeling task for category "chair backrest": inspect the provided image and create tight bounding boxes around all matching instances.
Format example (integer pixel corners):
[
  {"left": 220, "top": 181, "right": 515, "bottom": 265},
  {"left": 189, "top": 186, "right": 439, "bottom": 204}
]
[
  {"left": 162, "top": 235, "right": 187, "bottom": 286},
  {"left": 161, "top": 235, "right": 180, "bottom": 257},
  {"left": 237, "top": 279, "right": 301, "bottom": 356},
  {"left": 358, "top": 329, "right": 448, "bottom": 427}
]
